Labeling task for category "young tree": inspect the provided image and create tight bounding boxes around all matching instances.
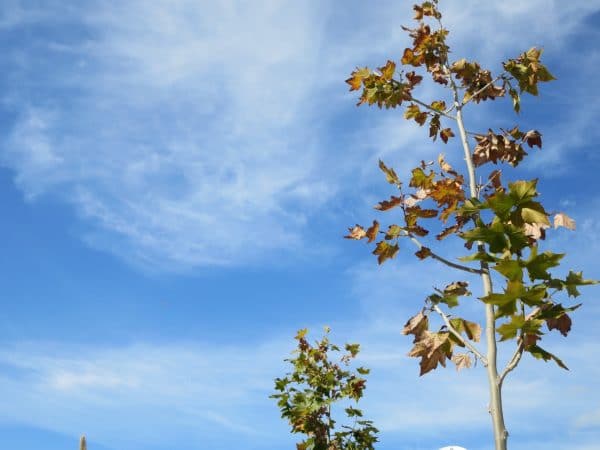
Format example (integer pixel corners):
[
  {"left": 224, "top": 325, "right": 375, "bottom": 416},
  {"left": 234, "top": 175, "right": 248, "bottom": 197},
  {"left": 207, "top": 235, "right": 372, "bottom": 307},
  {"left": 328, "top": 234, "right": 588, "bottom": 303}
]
[
  {"left": 344, "top": 1, "right": 596, "bottom": 449},
  {"left": 272, "top": 328, "right": 379, "bottom": 450}
]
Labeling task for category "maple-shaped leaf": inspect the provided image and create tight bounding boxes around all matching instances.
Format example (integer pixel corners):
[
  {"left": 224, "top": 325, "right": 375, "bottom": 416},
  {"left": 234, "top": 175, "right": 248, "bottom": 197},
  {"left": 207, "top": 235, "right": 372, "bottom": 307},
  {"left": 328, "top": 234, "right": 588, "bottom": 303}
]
[
  {"left": 523, "top": 130, "right": 542, "bottom": 148},
  {"left": 546, "top": 313, "right": 572, "bottom": 337},
  {"left": 564, "top": 271, "right": 598, "bottom": 297},
  {"left": 436, "top": 224, "right": 460, "bottom": 240},
  {"left": 346, "top": 67, "right": 371, "bottom": 91},
  {"left": 523, "top": 222, "right": 549, "bottom": 241},
  {"left": 365, "top": 220, "right": 380, "bottom": 243},
  {"left": 372, "top": 241, "right": 399, "bottom": 264},
  {"left": 402, "top": 311, "right": 429, "bottom": 341},
  {"left": 415, "top": 246, "right": 432, "bottom": 260},
  {"left": 374, "top": 195, "right": 404, "bottom": 211},
  {"left": 409, "top": 167, "right": 436, "bottom": 189},
  {"left": 497, "top": 315, "right": 543, "bottom": 341},
  {"left": 449, "top": 317, "right": 481, "bottom": 342},
  {"left": 553, "top": 213, "right": 575, "bottom": 230},
  {"left": 430, "top": 63, "right": 448, "bottom": 85},
  {"left": 444, "top": 281, "right": 470, "bottom": 297},
  {"left": 345, "top": 225, "right": 366, "bottom": 240},
  {"left": 526, "top": 344, "right": 568, "bottom": 370},
  {"left": 440, "top": 128, "right": 455, "bottom": 143},
  {"left": 438, "top": 153, "right": 457, "bottom": 176},
  {"left": 378, "top": 60, "right": 396, "bottom": 81},
  {"left": 404, "top": 104, "right": 429, "bottom": 126},
  {"left": 406, "top": 71, "right": 423, "bottom": 87},
  {"left": 525, "top": 247, "right": 564, "bottom": 281},
  {"left": 385, "top": 224, "right": 403, "bottom": 240},
  {"left": 408, "top": 331, "right": 452, "bottom": 376},
  {"left": 473, "top": 130, "right": 527, "bottom": 167},
  {"left": 378, "top": 159, "right": 400, "bottom": 185},
  {"left": 403, "top": 188, "right": 429, "bottom": 207},
  {"left": 451, "top": 353, "right": 472, "bottom": 371}
]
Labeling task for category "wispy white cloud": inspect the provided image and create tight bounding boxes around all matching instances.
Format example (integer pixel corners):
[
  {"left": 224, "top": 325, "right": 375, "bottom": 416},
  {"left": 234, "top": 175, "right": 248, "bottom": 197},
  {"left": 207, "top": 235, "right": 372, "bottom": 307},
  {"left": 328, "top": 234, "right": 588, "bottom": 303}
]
[{"left": 1, "top": 0, "right": 597, "bottom": 270}]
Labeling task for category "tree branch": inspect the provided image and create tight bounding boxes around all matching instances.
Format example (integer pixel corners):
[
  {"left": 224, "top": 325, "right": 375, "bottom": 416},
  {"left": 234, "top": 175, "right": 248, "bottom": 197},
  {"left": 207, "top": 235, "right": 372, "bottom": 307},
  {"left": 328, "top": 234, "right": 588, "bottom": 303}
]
[
  {"left": 406, "top": 234, "right": 484, "bottom": 275},
  {"left": 499, "top": 339, "right": 524, "bottom": 387},
  {"left": 461, "top": 74, "right": 505, "bottom": 107},
  {"left": 409, "top": 96, "right": 456, "bottom": 120},
  {"left": 432, "top": 304, "right": 488, "bottom": 366}
]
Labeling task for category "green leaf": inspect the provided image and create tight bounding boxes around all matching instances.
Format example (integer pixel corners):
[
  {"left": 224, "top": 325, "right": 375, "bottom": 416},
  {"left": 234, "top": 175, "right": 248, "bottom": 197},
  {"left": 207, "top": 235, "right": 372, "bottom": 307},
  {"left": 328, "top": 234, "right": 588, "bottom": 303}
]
[
  {"left": 518, "top": 201, "right": 549, "bottom": 226},
  {"left": 493, "top": 258, "right": 523, "bottom": 281},
  {"left": 564, "top": 271, "right": 598, "bottom": 297},
  {"left": 372, "top": 241, "right": 399, "bottom": 264},
  {"left": 461, "top": 225, "right": 507, "bottom": 254},
  {"left": 378, "top": 160, "right": 400, "bottom": 185},
  {"left": 458, "top": 251, "right": 498, "bottom": 263},
  {"left": 508, "top": 179, "right": 538, "bottom": 203},
  {"left": 449, "top": 318, "right": 481, "bottom": 342},
  {"left": 486, "top": 191, "right": 515, "bottom": 220},
  {"left": 526, "top": 344, "right": 568, "bottom": 370},
  {"left": 525, "top": 247, "right": 564, "bottom": 281},
  {"left": 497, "top": 315, "right": 543, "bottom": 341},
  {"left": 508, "top": 87, "right": 521, "bottom": 113},
  {"left": 409, "top": 167, "right": 435, "bottom": 189}
]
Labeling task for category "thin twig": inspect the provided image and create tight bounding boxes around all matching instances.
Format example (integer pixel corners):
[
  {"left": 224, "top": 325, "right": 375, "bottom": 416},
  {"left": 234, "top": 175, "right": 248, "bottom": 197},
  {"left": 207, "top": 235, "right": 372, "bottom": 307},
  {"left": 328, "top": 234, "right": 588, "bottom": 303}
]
[
  {"left": 406, "top": 234, "right": 484, "bottom": 275},
  {"left": 409, "top": 96, "right": 456, "bottom": 120},
  {"left": 432, "top": 304, "right": 488, "bottom": 366},
  {"left": 499, "top": 339, "right": 524, "bottom": 386},
  {"left": 461, "top": 75, "right": 505, "bottom": 107}
]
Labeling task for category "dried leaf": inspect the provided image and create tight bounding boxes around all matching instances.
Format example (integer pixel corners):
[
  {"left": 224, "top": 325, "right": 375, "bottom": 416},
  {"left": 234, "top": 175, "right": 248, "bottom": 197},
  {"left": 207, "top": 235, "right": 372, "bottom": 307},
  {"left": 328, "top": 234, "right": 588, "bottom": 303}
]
[
  {"left": 415, "top": 246, "right": 432, "bottom": 260},
  {"left": 553, "top": 213, "right": 576, "bottom": 230},
  {"left": 451, "top": 353, "right": 472, "bottom": 371},
  {"left": 345, "top": 225, "right": 366, "bottom": 240},
  {"left": 365, "top": 220, "right": 380, "bottom": 243}
]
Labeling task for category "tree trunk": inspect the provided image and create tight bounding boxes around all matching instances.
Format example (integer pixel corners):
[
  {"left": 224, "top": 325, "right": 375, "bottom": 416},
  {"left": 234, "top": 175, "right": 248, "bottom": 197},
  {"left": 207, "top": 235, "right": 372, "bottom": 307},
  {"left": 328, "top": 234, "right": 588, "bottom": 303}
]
[{"left": 455, "top": 105, "right": 508, "bottom": 450}]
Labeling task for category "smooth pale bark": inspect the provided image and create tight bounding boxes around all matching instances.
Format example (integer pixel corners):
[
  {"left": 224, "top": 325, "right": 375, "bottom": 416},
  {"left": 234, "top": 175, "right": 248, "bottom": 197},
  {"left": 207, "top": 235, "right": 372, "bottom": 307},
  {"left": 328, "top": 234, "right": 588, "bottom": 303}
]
[{"left": 455, "top": 104, "right": 508, "bottom": 450}]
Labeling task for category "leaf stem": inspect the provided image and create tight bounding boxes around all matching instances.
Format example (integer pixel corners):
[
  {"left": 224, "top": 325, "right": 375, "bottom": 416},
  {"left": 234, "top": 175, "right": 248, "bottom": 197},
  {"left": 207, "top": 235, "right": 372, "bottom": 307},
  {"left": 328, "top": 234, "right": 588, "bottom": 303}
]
[
  {"left": 406, "top": 234, "right": 484, "bottom": 275},
  {"left": 432, "top": 304, "right": 488, "bottom": 366},
  {"left": 409, "top": 96, "right": 456, "bottom": 120},
  {"left": 461, "top": 74, "right": 506, "bottom": 107}
]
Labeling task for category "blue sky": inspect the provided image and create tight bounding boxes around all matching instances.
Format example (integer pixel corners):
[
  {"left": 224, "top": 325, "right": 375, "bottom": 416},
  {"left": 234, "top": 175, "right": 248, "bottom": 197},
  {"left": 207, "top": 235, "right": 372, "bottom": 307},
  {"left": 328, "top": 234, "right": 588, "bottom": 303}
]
[{"left": 0, "top": 1, "right": 599, "bottom": 449}]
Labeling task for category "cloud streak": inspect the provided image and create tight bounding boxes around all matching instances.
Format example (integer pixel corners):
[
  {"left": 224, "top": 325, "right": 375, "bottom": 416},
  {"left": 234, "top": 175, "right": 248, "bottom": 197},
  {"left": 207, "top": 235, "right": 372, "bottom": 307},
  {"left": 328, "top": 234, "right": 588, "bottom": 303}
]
[{"left": 1, "top": 0, "right": 598, "bottom": 270}]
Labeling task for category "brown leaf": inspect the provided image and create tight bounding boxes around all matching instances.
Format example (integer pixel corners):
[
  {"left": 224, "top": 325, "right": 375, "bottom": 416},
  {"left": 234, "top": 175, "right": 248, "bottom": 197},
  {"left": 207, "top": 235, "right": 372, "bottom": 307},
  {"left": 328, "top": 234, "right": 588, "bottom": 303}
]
[
  {"left": 378, "top": 159, "right": 400, "bottom": 185},
  {"left": 444, "top": 281, "right": 470, "bottom": 297},
  {"left": 345, "top": 225, "right": 366, "bottom": 240},
  {"left": 523, "top": 333, "right": 540, "bottom": 347},
  {"left": 473, "top": 130, "right": 527, "bottom": 167},
  {"left": 524, "top": 222, "right": 549, "bottom": 240},
  {"left": 553, "top": 213, "right": 576, "bottom": 230},
  {"left": 488, "top": 170, "right": 503, "bottom": 190},
  {"left": 451, "top": 353, "right": 472, "bottom": 371},
  {"left": 402, "top": 311, "right": 429, "bottom": 340},
  {"left": 436, "top": 224, "right": 460, "bottom": 240},
  {"left": 406, "top": 71, "right": 423, "bottom": 87},
  {"left": 415, "top": 246, "right": 432, "bottom": 260},
  {"left": 374, "top": 195, "right": 404, "bottom": 211},
  {"left": 345, "top": 67, "right": 371, "bottom": 91},
  {"left": 372, "top": 240, "right": 399, "bottom": 264},
  {"left": 546, "top": 313, "right": 572, "bottom": 337},
  {"left": 403, "top": 188, "right": 429, "bottom": 207},
  {"left": 524, "top": 130, "right": 542, "bottom": 148},
  {"left": 378, "top": 60, "right": 396, "bottom": 81},
  {"left": 438, "top": 153, "right": 458, "bottom": 176},
  {"left": 440, "top": 128, "right": 455, "bottom": 143},
  {"left": 365, "top": 220, "right": 380, "bottom": 243}
]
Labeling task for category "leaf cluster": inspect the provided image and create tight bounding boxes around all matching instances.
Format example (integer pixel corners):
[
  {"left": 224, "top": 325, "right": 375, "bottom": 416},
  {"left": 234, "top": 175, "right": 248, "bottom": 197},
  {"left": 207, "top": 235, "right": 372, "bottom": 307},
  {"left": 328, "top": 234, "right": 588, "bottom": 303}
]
[
  {"left": 271, "top": 328, "right": 379, "bottom": 450},
  {"left": 344, "top": 0, "right": 597, "bottom": 376}
]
